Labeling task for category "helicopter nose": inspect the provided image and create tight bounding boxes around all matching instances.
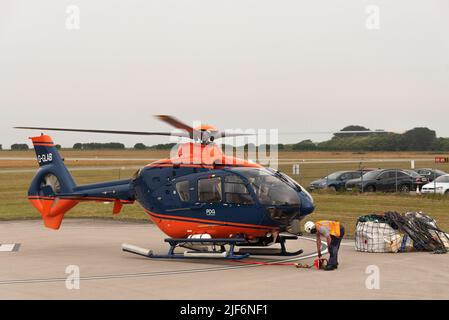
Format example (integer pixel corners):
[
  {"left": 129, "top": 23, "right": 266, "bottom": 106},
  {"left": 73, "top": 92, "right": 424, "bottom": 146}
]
[{"left": 299, "top": 193, "right": 315, "bottom": 215}]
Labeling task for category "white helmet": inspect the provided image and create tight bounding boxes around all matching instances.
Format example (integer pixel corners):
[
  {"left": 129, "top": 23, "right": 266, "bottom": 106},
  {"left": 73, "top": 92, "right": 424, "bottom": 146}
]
[{"left": 304, "top": 221, "right": 316, "bottom": 234}]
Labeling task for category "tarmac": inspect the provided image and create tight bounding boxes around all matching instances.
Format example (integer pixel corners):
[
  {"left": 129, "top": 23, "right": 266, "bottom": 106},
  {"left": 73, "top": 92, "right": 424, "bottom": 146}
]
[{"left": 0, "top": 219, "right": 448, "bottom": 300}]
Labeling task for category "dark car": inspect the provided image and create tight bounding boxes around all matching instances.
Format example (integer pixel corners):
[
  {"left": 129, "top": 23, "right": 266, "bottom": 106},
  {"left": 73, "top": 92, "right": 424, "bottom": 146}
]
[
  {"left": 309, "top": 170, "right": 365, "bottom": 191},
  {"left": 403, "top": 169, "right": 429, "bottom": 188},
  {"left": 413, "top": 168, "right": 447, "bottom": 182},
  {"left": 345, "top": 169, "right": 428, "bottom": 193}
]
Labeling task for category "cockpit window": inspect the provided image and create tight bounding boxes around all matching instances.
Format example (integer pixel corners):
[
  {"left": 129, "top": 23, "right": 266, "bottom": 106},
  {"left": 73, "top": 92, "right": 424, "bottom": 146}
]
[
  {"left": 198, "top": 177, "right": 222, "bottom": 203},
  {"left": 176, "top": 180, "right": 190, "bottom": 202},
  {"left": 233, "top": 168, "right": 300, "bottom": 206},
  {"left": 224, "top": 175, "right": 254, "bottom": 205}
]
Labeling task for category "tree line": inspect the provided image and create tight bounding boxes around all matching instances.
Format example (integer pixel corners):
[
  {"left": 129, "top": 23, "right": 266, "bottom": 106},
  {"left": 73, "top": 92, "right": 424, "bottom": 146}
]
[
  {"left": 2, "top": 126, "right": 449, "bottom": 152},
  {"left": 291, "top": 126, "right": 449, "bottom": 152},
  {"left": 73, "top": 143, "right": 125, "bottom": 150},
  {"left": 6, "top": 144, "right": 61, "bottom": 151}
]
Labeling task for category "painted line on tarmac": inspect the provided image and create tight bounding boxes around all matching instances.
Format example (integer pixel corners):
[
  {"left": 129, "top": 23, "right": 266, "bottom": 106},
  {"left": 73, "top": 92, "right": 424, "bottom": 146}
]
[{"left": 0, "top": 237, "right": 327, "bottom": 286}]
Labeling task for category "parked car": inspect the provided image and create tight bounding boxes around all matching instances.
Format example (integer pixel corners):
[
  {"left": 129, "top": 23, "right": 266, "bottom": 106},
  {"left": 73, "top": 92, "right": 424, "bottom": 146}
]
[
  {"left": 421, "top": 174, "right": 449, "bottom": 195},
  {"left": 309, "top": 170, "right": 366, "bottom": 191},
  {"left": 345, "top": 169, "right": 428, "bottom": 193},
  {"left": 403, "top": 169, "right": 429, "bottom": 188},
  {"left": 413, "top": 168, "right": 447, "bottom": 182}
]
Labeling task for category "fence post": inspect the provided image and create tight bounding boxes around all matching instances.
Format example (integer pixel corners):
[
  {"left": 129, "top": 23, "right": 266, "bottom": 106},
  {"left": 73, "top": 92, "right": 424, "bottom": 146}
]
[
  {"left": 434, "top": 167, "right": 437, "bottom": 195},
  {"left": 360, "top": 162, "right": 364, "bottom": 193},
  {"left": 395, "top": 168, "right": 398, "bottom": 193}
]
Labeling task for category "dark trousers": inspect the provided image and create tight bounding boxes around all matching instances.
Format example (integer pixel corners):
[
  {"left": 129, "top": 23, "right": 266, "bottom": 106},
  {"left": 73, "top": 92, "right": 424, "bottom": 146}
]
[{"left": 328, "top": 226, "right": 345, "bottom": 267}]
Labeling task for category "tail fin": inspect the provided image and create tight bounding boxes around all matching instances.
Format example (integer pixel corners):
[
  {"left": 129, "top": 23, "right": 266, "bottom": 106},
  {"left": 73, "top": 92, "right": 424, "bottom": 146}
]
[{"left": 28, "top": 134, "right": 78, "bottom": 229}]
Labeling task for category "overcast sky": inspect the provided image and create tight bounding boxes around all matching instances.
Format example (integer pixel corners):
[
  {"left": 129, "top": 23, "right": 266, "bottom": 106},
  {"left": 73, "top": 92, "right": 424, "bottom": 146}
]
[{"left": 1, "top": 0, "right": 448, "bottom": 148}]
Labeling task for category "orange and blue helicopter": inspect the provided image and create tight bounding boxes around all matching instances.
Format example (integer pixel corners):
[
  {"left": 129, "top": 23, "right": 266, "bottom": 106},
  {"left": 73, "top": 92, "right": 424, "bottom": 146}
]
[{"left": 16, "top": 116, "right": 316, "bottom": 260}]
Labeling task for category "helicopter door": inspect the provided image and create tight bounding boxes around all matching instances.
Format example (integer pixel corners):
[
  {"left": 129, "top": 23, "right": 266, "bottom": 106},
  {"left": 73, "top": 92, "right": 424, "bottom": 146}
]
[
  {"left": 223, "top": 175, "right": 254, "bottom": 205},
  {"left": 219, "top": 174, "right": 261, "bottom": 226},
  {"left": 194, "top": 174, "right": 259, "bottom": 225},
  {"left": 195, "top": 176, "right": 223, "bottom": 217}
]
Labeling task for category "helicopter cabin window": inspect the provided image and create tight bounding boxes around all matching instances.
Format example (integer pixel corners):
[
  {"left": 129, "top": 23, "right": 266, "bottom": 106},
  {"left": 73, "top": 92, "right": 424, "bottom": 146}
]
[
  {"left": 224, "top": 175, "right": 254, "bottom": 204},
  {"left": 176, "top": 181, "right": 190, "bottom": 202},
  {"left": 198, "top": 177, "right": 222, "bottom": 203}
]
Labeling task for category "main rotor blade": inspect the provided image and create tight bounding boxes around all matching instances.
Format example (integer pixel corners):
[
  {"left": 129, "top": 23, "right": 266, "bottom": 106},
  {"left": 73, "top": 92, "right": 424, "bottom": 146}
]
[
  {"left": 279, "top": 130, "right": 392, "bottom": 135},
  {"left": 217, "top": 132, "right": 257, "bottom": 138},
  {"left": 14, "top": 126, "right": 190, "bottom": 137},
  {"left": 155, "top": 115, "right": 195, "bottom": 137}
]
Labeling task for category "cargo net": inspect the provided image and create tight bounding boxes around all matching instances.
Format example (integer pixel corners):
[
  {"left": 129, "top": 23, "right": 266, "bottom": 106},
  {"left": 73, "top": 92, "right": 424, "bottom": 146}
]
[{"left": 355, "top": 211, "right": 449, "bottom": 254}]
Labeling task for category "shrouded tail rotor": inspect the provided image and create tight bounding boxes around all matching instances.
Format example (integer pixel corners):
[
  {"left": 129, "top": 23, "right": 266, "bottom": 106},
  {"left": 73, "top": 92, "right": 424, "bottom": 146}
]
[{"left": 28, "top": 134, "right": 79, "bottom": 229}]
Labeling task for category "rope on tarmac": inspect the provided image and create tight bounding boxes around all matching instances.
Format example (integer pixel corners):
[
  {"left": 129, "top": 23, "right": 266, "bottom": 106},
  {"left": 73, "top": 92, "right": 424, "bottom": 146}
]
[
  {"left": 230, "top": 235, "right": 330, "bottom": 269},
  {"left": 231, "top": 260, "right": 301, "bottom": 267},
  {"left": 231, "top": 259, "right": 328, "bottom": 269}
]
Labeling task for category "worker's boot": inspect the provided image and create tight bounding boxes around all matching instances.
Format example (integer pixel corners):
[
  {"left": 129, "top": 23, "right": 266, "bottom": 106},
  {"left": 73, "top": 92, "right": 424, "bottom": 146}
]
[{"left": 324, "top": 264, "right": 337, "bottom": 271}]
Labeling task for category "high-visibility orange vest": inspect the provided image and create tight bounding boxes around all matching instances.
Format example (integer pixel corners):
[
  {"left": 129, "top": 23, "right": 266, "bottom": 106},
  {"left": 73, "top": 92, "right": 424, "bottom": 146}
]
[{"left": 316, "top": 220, "right": 341, "bottom": 237}]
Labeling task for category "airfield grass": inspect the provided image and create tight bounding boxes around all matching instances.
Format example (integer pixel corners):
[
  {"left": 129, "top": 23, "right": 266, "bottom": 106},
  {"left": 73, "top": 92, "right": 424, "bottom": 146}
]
[
  {"left": 1, "top": 149, "right": 449, "bottom": 169},
  {"left": 1, "top": 150, "right": 449, "bottom": 237}
]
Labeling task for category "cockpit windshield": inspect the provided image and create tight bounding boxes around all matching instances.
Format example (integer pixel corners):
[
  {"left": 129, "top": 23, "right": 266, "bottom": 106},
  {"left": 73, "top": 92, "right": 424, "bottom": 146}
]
[{"left": 232, "top": 168, "right": 300, "bottom": 206}]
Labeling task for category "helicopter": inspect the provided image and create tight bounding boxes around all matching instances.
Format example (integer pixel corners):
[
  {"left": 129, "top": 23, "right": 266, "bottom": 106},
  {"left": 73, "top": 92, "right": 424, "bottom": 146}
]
[{"left": 16, "top": 116, "right": 318, "bottom": 260}]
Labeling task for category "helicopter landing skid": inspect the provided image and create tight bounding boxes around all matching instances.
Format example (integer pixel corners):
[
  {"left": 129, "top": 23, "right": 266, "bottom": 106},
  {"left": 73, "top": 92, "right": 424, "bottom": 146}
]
[
  {"left": 236, "top": 234, "right": 303, "bottom": 257},
  {"left": 236, "top": 248, "right": 303, "bottom": 257},
  {"left": 122, "top": 238, "right": 250, "bottom": 260}
]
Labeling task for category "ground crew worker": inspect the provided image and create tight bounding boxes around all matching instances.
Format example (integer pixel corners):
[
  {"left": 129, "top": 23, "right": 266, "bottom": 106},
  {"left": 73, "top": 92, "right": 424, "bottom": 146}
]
[{"left": 304, "top": 220, "right": 345, "bottom": 271}]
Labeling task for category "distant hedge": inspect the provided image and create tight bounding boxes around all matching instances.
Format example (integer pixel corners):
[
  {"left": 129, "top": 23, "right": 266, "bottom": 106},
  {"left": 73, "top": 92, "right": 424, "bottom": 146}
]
[
  {"left": 147, "top": 143, "right": 177, "bottom": 150},
  {"left": 73, "top": 143, "right": 125, "bottom": 150},
  {"left": 11, "top": 144, "right": 29, "bottom": 151}
]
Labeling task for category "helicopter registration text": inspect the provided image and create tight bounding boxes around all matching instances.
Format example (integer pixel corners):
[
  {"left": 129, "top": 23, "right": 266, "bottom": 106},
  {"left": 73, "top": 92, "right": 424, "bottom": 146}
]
[{"left": 38, "top": 153, "right": 53, "bottom": 164}]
